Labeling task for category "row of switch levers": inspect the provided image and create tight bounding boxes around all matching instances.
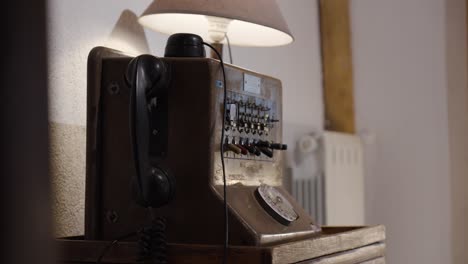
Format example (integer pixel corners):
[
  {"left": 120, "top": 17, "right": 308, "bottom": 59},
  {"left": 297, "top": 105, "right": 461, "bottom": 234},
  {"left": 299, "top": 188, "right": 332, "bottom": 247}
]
[{"left": 224, "top": 139, "right": 287, "bottom": 158}]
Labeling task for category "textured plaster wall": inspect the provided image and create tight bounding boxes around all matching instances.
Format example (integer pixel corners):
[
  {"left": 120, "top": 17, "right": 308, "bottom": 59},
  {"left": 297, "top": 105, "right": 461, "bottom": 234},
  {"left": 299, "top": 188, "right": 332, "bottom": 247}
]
[
  {"left": 47, "top": 0, "right": 166, "bottom": 238},
  {"left": 47, "top": 0, "right": 167, "bottom": 126},
  {"left": 47, "top": 0, "right": 323, "bottom": 237},
  {"left": 49, "top": 122, "right": 86, "bottom": 237}
]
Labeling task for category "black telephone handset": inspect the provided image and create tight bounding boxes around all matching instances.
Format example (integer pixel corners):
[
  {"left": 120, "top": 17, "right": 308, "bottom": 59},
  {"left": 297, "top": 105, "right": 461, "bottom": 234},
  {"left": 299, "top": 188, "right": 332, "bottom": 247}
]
[
  {"left": 124, "top": 33, "right": 205, "bottom": 209},
  {"left": 125, "top": 55, "right": 175, "bottom": 208}
]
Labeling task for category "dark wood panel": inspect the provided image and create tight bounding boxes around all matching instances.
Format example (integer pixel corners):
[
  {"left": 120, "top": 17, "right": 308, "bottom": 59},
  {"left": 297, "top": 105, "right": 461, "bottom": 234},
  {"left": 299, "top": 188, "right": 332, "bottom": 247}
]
[
  {"left": 59, "top": 239, "right": 268, "bottom": 264},
  {"left": 1, "top": 0, "right": 56, "bottom": 263}
]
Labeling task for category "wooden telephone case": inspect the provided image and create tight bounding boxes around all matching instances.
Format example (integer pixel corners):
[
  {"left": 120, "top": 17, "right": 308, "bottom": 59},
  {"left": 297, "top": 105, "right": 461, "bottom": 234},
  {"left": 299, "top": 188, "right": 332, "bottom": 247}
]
[{"left": 85, "top": 47, "right": 320, "bottom": 246}]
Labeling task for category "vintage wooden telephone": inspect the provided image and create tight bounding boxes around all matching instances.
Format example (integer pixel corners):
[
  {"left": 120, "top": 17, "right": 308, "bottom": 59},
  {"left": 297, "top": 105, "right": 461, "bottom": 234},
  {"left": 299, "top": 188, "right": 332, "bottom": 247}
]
[{"left": 85, "top": 34, "right": 321, "bottom": 247}]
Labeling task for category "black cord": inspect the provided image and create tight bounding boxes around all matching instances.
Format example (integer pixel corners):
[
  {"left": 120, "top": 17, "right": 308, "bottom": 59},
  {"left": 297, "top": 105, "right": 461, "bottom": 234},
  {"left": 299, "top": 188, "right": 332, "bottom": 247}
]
[
  {"left": 137, "top": 217, "right": 168, "bottom": 264},
  {"left": 203, "top": 42, "right": 229, "bottom": 264},
  {"left": 96, "top": 231, "right": 137, "bottom": 264},
  {"left": 96, "top": 217, "right": 167, "bottom": 264},
  {"left": 224, "top": 34, "right": 233, "bottom": 64}
]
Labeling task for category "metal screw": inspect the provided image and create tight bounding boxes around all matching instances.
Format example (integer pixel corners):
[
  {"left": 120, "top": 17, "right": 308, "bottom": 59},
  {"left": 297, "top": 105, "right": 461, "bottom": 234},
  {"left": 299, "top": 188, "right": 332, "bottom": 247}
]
[
  {"left": 105, "top": 210, "right": 119, "bottom": 223},
  {"left": 151, "top": 167, "right": 158, "bottom": 175},
  {"left": 107, "top": 82, "right": 120, "bottom": 95}
]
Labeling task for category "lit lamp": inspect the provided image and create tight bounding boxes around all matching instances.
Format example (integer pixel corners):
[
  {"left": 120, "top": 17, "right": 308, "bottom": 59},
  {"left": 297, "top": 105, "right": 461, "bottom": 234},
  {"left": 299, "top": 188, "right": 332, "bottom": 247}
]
[{"left": 138, "top": 0, "right": 294, "bottom": 57}]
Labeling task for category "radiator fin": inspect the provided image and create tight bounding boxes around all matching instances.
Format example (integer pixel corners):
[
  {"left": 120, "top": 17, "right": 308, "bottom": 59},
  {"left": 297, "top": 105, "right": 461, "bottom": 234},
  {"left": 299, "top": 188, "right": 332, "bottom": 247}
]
[{"left": 292, "top": 131, "right": 364, "bottom": 226}]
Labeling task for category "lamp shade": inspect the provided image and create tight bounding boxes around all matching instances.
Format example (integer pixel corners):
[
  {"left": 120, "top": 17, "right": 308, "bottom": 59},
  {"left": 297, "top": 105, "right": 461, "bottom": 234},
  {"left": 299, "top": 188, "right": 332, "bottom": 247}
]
[{"left": 139, "top": 0, "right": 294, "bottom": 47}]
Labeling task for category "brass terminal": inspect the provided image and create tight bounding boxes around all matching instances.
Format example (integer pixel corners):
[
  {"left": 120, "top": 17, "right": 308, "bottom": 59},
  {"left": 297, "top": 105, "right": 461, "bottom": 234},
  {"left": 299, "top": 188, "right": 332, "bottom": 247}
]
[{"left": 226, "top": 144, "right": 242, "bottom": 154}]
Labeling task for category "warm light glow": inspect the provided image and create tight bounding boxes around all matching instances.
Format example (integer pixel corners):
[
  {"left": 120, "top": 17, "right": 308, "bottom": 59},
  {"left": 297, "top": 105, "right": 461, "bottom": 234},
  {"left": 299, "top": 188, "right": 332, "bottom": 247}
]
[
  {"left": 104, "top": 37, "right": 142, "bottom": 56},
  {"left": 206, "top": 16, "right": 232, "bottom": 43},
  {"left": 139, "top": 13, "right": 293, "bottom": 47}
]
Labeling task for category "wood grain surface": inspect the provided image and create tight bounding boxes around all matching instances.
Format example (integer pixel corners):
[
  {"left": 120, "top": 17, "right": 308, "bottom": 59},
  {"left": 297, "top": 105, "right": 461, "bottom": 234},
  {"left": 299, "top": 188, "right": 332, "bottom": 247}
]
[
  {"left": 59, "top": 226, "right": 385, "bottom": 264},
  {"left": 319, "top": 0, "right": 356, "bottom": 133},
  {"left": 360, "top": 257, "right": 385, "bottom": 264},
  {"left": 271, "top": 226, "right": 385, "bottom": 263},
  {"left": 299, "top": 243, "right": 385, "bottom": 264}
]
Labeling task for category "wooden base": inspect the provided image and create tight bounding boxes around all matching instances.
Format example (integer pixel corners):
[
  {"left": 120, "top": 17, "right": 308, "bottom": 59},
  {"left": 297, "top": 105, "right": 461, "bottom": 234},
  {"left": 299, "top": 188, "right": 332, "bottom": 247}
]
[
  {"left": 209, "top": 42, "right": 223, "bottom": 59},
  {"left": 319, "top": 0, "right": 356, "bottom": 133},
  {"left": 58, "top": 226, "right": 385, "bottom": 264}
]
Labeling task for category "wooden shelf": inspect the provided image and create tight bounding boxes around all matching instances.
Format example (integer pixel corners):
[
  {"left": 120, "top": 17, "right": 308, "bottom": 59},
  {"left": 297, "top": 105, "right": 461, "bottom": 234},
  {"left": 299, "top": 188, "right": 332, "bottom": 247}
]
[{"left": 58, "top": 226, "right": 385, "bottom": 264}]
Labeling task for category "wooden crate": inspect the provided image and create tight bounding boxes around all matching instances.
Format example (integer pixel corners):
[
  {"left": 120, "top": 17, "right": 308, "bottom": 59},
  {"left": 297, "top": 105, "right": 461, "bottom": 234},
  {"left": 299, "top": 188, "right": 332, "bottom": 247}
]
[{"left": 58, "top": 226, "right": 385, "bottom": 264}]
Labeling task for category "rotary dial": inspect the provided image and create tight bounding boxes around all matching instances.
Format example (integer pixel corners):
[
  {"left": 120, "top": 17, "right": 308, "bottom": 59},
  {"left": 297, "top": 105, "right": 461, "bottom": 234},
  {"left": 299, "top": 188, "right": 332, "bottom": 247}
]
[{"left": 256, "top": 184, "right": 298, "bottom": 225}]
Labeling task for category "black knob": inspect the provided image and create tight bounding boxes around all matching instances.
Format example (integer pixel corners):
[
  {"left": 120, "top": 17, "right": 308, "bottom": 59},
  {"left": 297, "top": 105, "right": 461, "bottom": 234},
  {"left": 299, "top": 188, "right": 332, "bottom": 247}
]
[
  {"left": 259, "top": 147, "right": 273, "bottom": 158},
  {"left": 270, "top": 143, "right": 288, "bottom": 150},
  {"left": 164, "top": 33, "right": 206, "bottom": 57},
  {"left": 256, "top": 140, "right": 270, "bottom": 148},
  {"left": 252, "top": 146, "right": 262, "bottom": 156},
  {"left": 243, "top": 144, "right": 260, "bottom": 156}
]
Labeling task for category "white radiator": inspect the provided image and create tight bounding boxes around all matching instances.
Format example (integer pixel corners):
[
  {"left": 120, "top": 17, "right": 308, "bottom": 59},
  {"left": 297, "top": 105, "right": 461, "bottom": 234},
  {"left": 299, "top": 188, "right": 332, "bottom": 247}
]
[{"left": 292, "top": 131, "right": 365, "bottom": 226}]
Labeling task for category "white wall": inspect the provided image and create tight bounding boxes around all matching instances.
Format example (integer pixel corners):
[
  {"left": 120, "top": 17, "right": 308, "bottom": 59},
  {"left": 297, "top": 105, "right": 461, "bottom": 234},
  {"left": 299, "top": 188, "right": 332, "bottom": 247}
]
[
  {"left": 352, "top": 0, "right": 467, "bottom": 263},
  {"left": 47, "top": 0, "right": 323, "bottom": 236},
  {"left": 47, "top": 0, "right": 167, "bottom": 126}
]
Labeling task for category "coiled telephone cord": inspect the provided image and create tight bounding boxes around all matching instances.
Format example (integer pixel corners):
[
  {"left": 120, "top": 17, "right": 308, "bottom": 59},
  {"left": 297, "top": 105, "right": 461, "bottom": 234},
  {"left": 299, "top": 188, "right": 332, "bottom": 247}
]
[{"left": 137, "top": 217, "right": 168, "bottom": 264}]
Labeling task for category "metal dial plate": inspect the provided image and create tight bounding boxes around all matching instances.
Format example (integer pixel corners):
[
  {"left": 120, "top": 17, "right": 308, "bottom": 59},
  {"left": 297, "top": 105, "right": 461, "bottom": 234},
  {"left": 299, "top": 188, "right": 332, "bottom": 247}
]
[{"left": 256, "top": 184, "right": 298, "bottom": 225}]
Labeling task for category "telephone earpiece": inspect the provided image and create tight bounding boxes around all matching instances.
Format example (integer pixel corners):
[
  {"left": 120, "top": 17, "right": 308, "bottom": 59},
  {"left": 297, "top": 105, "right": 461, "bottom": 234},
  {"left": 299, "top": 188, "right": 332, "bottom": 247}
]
[{"left": 125, "top": 55, "right": 175, "bottom": 208}]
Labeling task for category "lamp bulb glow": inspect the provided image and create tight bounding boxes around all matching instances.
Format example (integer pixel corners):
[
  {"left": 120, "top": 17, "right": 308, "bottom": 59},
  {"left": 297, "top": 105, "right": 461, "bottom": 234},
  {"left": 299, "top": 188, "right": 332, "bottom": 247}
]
[{"left": 205, "top": 15, "right": 232, "bottom": 43}]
